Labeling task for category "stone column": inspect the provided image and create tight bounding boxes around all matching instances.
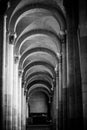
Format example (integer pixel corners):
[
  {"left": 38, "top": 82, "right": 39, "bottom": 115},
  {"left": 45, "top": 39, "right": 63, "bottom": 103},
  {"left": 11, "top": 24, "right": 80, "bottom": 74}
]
[
  {"left": 6, "top": 33, "right": 15, "bottom": 130},
  {"left": 21, "top": 84, "right": 26, "bottom": 130},
  {"left": 18, "top": 70, "right": 23, "bottom": 130},
  {"left": 58, "top": 54, "right": 63, "bottom": 130},
  {"left": 66, "top": 21, "right": 76, "bottom": 130},
  {"left": 51, "top": 78, "right": 56, "bottom": 125},
  {"left": 72, "top": 27, "right": 83, "bottom": 129},
  {"left": 24, "top": 93, "right": 27, "bottom": 130},
  {"left": 21, "top": 87, "right": 24, "bottom": 130},
  {"left": 66, "top": 9, "right": 83, "bottom": 129},
  {"left": 60, "top": 31, "right": 67, "bottom": 130},
  {"left": 12, "top": 55, "right": 19, "bottom": 130},
  {"left": 3, "top": 15, "right": 7, "bottom": 130},
  {"left": 26, "top": 101, "right": 29, "bottom": 119},
  {"left": 48, "top": 97, "right": 52, "bottom": 122},
  {"left": 55, "top": 65, "right": 59, "bottom": 130}
]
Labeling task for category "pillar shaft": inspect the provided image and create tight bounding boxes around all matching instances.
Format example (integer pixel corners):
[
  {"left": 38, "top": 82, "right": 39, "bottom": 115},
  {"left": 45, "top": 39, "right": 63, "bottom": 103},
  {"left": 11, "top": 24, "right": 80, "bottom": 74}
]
[
  {"left": 21, "top": 87, "right": 26, "bottom": 130},
  {"left": 12, "top": 58, "right": 18, "bottom": 130},
  {"left": 56, "top": 68, "right": 58, "bottom": 130},
  {"left": 66, "top": 10, "right": 83, "bottom": 129},
  {"left": 18, "top": 75, "right": 22, "bottom": 130},
  {"left": 6, "top": 38, "right": 14, "bottom": 130},
  {"left": 61, "top": 35, "right": 67, "bottom": 130},
  {"left": 58, "top": 55, "right": 63, "bottom": 130},
  {"left": 3, "top": 15, "right": 7, "bottom": 129}
]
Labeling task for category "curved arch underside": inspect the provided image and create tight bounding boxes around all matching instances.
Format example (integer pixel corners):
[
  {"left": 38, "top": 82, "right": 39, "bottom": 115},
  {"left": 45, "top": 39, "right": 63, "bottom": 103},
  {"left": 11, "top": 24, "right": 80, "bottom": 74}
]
[
  {"left": 26, "top": 72, "right": 53, "bottom": 87},
  {"left": 8, "top": 1, "right": 66, "bottom": 33}
]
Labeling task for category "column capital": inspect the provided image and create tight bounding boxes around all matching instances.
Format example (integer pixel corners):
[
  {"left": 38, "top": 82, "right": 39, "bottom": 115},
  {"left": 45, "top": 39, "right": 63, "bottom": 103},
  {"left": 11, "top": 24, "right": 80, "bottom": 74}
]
[
  {"left": 55, "top": 65, "right": 59, "bottom": 74},
  {"left": 49, "top": 96, "right": 53, "bottom": 103},
  {"left": 14, "top": 55, "right": 19, "bottom": 63},
  {"left": 18, "top": 69, "right": 23, "bottom": 77},
  {"left": 51, "top": 87, "right": 54, "bottom": 91},
  {"left": 26, "top": 96, "right": 29, "bottom": 103},
  {"left": 57, "top": 52, "right": 62, "bottom": 60},
  {"left": 22, "top": 80, "right": 26, "bottom": 87},
  {"left": 58, "top": 53, "right": 62, "bottom": 63},
  {"left": 24, "top": 88, "right": 27, "bottom": 96},
  {"left": 59, "top": 30, "right": 66, "bottom": 44},
  {"left": 26, "top": 91, "right": 29, "bottom": 102},
  {"left": 53, "top": 78, "right": 55, "bottom": 82},
  {"left": 53, "top": 78, "right": 56, "bottom": 88},
  {"left": 8, "top": 32, "right": 17, "bottom": 45}
]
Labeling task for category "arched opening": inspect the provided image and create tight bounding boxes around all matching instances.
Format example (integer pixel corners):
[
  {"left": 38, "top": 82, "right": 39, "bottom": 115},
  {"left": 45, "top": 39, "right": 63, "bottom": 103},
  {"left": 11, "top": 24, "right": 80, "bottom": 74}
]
[{"left": 27, "top": 91, "right": 51, "bottom": 125}]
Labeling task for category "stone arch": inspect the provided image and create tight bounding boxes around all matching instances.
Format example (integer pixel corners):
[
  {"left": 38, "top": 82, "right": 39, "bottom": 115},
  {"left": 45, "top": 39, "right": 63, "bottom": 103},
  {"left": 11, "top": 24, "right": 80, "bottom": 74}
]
[
  {"left": 8, "top": 1, "right": 66, "bottom": 33},
  {"left": 18, "top": 47, "right": 59, "bottom": 70},
  {"left": 27, "top": 80, "right": 52, "bottom": 91},
  {"left": 26, "top": 72, "right": 53, "bottom": 88},
  {"left": 15, "top": 13, "right": 61, "bottom": 37},
  {"left": 28, "top": 84, "right": 52, "bottom": 98},
  {"left": 23, "top": 66, "right": 53, "bottom": 81},
  {"left": 14, "top": 29, "right": 61, "bottom": 55},
  {"left": 22, "top": 61, "right": 56, "bottom": 80}
]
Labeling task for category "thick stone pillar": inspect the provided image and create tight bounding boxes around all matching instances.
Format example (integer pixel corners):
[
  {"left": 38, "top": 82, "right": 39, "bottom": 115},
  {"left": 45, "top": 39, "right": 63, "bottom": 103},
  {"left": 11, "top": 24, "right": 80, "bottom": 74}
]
[
  {"left": 64, "top": 12, "right": 76, "bottom": 130},
  {"left": 72, "top": 27, "right": 83, "bottom": 129},
  {"left": 3, "top": 15, "right": 7, "bottom": 130},
  {"left": 6, "top": 33, "right": 14, "bottom": 130},
  {"left": 65, "top": 7, "right": 83, "bottom": 129}
]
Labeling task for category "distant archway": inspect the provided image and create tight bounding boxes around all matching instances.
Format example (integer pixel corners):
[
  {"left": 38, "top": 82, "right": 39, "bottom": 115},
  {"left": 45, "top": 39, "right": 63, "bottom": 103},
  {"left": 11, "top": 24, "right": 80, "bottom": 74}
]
[{"left": 28, "top": 90, "right": 52, "bottom": 125}]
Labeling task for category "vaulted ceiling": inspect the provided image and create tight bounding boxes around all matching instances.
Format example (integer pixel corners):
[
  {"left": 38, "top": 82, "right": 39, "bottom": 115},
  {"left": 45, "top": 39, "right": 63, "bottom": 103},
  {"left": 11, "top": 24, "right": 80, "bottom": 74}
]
[{"left": 7, "top": 0, "right": 66, "bottom": 99}]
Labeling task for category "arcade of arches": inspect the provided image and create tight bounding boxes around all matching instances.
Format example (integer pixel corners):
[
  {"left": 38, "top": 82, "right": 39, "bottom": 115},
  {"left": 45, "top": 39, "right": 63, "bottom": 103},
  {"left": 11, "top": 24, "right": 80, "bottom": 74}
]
[{"left": 2, "top": 0, "right": 84, "bottom": 130}]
